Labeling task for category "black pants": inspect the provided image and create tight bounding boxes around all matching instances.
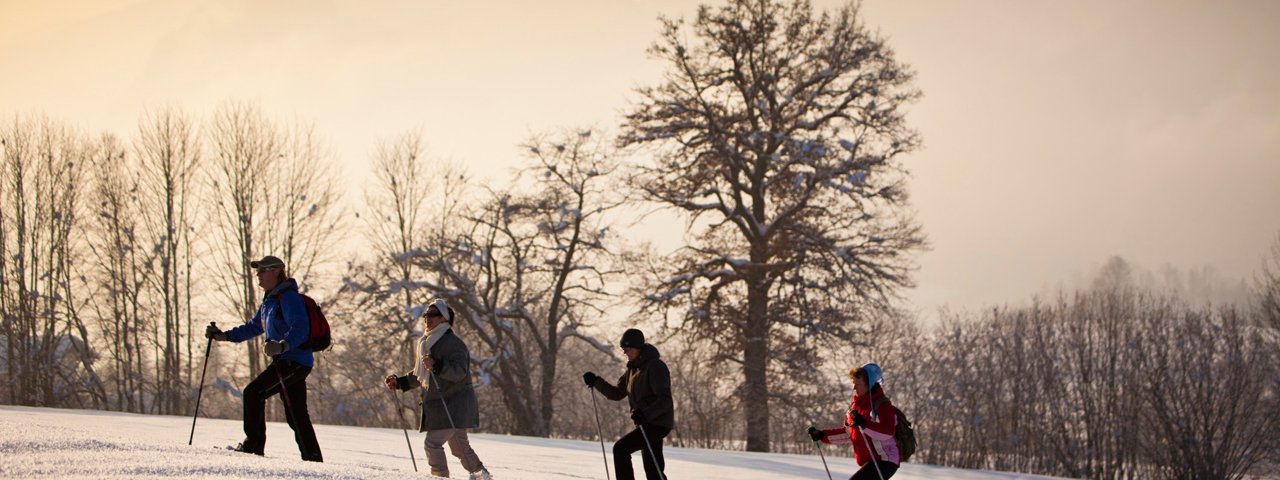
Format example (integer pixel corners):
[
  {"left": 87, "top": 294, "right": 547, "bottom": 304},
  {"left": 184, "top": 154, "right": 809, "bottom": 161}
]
[
  {"left": 242, "top": 359, "right": 323, "bottom": 462},
  {"left": 849, "top": 460, "right": 898, "bottom": 480},
  {"left": 614, "top": 424, "right": 670, "bottom": 480}
]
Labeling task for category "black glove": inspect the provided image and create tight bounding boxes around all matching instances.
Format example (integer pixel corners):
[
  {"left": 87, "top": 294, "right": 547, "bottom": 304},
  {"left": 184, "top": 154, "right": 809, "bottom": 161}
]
[
  {"left": 583, "top": 371, "right": 598, "bottom": 387},
  {"left": 630, "top": 409, "right": 645, "bottom": 425},
  {"left": 849, "top": 410, "right": 867, "bottom": 428},
  {"left": 807, "top": 425, "right": 823, "bottom": 442},
  {"left": 205, "top": 323, "right": 227, "bottom": 341},
  {"left": 265, "top": 340, "right": 288, "bottom": 356}
]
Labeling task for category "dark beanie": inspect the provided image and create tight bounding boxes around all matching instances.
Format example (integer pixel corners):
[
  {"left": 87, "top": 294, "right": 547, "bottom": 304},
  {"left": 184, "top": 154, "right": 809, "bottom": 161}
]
[{"left": 619, "top": 328, "right": 645, "bottom": 349}]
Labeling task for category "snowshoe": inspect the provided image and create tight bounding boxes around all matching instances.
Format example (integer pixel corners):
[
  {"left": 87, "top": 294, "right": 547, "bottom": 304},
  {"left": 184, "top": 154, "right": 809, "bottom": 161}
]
[{"left": 224, "top": 442, "right": 264, "bottom": 456}]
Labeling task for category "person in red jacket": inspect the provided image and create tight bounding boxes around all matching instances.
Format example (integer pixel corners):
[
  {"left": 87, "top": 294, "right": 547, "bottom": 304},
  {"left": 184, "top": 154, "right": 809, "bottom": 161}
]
[{"left": 808, "top": 363, "right": 899, "bottom": 480}]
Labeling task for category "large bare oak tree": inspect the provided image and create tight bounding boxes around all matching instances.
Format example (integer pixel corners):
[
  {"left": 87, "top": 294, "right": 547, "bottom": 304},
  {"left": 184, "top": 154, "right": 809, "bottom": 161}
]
[{"left": 621, "top": 0, "right": 926, "bottom": 451}]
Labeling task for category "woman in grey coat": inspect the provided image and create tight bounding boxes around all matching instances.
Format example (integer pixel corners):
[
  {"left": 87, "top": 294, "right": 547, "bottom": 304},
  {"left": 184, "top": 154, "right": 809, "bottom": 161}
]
[{"left": 385, "top": 298, "right": 492, "bottom": 480}]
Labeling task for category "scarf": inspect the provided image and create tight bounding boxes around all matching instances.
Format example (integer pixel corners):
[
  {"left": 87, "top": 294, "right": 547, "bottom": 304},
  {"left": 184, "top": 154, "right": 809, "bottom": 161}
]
[{"left": 414, "top": 322, "right": 451, "bottom": 380}]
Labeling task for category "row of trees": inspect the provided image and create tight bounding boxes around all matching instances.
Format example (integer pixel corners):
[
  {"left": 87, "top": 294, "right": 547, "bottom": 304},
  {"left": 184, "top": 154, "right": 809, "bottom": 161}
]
[
  {"left": 0, "top": 103, "right": 346, "bottom": 416},
  {"left": 894, "top": 288, "right": 1278, "bottom": 479}
]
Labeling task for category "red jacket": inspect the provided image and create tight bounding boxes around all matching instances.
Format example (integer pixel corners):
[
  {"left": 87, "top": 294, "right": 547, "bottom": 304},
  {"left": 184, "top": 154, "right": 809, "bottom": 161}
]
[{"left": 818, "top": 385, "right": 899, "bottom": 466}]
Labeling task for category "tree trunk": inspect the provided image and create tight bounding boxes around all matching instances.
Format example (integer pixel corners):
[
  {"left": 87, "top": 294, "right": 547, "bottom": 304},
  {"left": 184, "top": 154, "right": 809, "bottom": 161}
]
[{"left": 743, "top": 269, "right": 771, "bottom": 452}]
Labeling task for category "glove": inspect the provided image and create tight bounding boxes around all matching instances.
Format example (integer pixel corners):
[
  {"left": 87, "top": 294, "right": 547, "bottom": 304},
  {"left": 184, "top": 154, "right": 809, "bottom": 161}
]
[
  {"left": 265, "top": 340, "right": 288, "bottom": 356},
  {"left": 204, "top": 323, "right": 227, "bottom": 341},
  {"left": 807, "top": 425, "right": 823, "bottom": 442},
  {"left": 384, "top": 374, "right": 399, "bottom": 391},
  {"left": 582, "top": 371, "right": 598, "bottom": 387},
  {"left": 630, "top": 409, "right": 645, "bottom": 425},
  {"left": 848, "top": 410, "right": 867, "bottom": 428}
]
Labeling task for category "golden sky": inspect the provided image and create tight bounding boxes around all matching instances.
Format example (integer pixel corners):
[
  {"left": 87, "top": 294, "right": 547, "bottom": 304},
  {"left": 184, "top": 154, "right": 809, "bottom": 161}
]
[{"left": 2, "top": 0, "right": 1278, "bottom": 318}]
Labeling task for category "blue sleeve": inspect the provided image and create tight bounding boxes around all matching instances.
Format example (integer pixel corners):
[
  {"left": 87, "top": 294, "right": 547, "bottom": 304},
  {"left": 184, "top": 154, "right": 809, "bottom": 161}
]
[
  {"left": 225, "top": 308, "right": 265, "bottom": 342},
  {"left": 278, "top": 291, "right": 309, "bottom": 349}
]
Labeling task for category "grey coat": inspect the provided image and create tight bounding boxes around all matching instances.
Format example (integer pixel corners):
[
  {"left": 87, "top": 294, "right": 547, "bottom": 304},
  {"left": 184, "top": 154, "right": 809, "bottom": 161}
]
[{"left": 393, "top": 329, "right": 481, "bottom": 431}]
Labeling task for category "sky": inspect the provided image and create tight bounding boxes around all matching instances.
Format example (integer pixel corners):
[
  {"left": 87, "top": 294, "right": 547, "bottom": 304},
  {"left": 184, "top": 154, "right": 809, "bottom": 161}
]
[
  {"left": 0, "top": 405, "right": 1061, "bottom": 479},
  {"left": 2, "top": 0, "right": 1278, "bottom": 321}
]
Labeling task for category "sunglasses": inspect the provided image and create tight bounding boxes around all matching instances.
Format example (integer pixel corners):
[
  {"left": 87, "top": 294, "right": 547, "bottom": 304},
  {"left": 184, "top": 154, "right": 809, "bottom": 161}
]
[
  {"left": 425, "top": 310, "right": 444, "bottom": 319},
  {"left": 255, "top": 267, "right": 278, "bottom": 274}
]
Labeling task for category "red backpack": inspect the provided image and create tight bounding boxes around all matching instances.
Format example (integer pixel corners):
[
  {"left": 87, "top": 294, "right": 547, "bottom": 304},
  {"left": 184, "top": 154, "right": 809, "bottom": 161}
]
[{"left": 278, "top": 292, "right": 331, "bottom": 352}]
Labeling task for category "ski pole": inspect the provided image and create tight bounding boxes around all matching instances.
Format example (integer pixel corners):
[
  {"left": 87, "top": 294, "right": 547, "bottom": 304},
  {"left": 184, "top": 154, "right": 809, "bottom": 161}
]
[
  {"left": 386, "top": 385, "right": 418, "bottom": 472},
  {"left": 856, "top": 425, "right": 886, "bottom": 480},
  {"left": 813, "top": 439, "right": 833, "bottom": 480},
  {"left": 427, "top": 370, "right": 457, "bottom": 430},
  {"left": 270, "top": 355, "right": 322, "bottom": 461},
  {"left": 188, "top": 328, "right": 214, "bottom": 445},
  {"left": 588, "top": 387, "right": 612, "bottom": 480},
  {"left": 273, "top": 356, "right": 295, "bottom": 413},
  {"left": 636, "top": 423, "right": 667, "bottom": 480}
]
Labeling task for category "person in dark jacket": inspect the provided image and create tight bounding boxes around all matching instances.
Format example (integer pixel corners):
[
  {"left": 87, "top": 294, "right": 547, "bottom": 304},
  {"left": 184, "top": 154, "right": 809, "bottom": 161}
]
[
  {"left": 205, "top": 255, "right": 323, "bottom": 462},
  {"left": 384, "top": 298, "right": 491, "bottom": 480},
  {"left": 583, "top": 328, "right": 675, "bottom": 480}
]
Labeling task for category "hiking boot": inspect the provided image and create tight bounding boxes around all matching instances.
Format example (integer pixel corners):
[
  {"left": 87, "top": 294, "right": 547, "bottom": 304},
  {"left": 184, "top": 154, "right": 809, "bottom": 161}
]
[
  {"left": 430, "top": 470, "right": 449, "bottom": 478},
  {"left": 468, "top": 468, "right": 493, "bottom": 480}
]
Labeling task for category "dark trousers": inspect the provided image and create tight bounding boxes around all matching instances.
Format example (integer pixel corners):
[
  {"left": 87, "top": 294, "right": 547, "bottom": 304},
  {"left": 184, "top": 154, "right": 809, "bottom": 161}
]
[
  {"left": 242, "top": 359, "right": 323, "bottom": 462},
  {"left": 849, "top": 460, "right": 898, "bottom": 480},
  {"left": 614, "top": 424, "right": 670, "bottom": 480}
]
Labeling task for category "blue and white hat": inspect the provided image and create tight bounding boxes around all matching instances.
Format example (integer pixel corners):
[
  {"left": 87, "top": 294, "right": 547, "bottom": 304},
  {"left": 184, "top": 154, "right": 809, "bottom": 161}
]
[{"left": 861, "top": 362, "right": 882, "bottom": 387}]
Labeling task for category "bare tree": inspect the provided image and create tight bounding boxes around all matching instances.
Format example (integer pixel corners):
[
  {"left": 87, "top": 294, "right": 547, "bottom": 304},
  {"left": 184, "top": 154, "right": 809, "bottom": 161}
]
[
  {"left": 515, "top": 128, "right": 624, "bottom": 435},
  {"left": 402, "top": 128, "right": 624, "bottom": 436},
  {"left": 262, "top": 121, "right": 346, "bottom": 290},
  {"left": 83, "top": 131, "right": 154, "bottom": 412},
  {"left": 0, "top": 115, "right": 90, "bottom": 406},
  {"left": 206, "top": 103, "right": 345, "bottom": 381},
  {"left": 134, "top": 106, "right": 202, "bottom": 414},
  {"left": 620, "top": 0, "right": 926, "bottom": 451},
  {"left": 1255, "top": 232, "right": 1280, "bottom": 331},
  {"left": 323, "top": 260, "right": 422, "bottom": 427},
  {"left": 1, "top": 116, "right": 39, "bottom": 405},
  {"left": 314, "top": 131, "right": 448, "bottom": 427},
  {"left": 206, "top": 102, "right": 281, "bottom": 376},
  {"left": 1137, "top": 305, "right": 1279, "bottom": 479},
  {"left": 363, "top": 132, "right": 438, "bottom": 367}
]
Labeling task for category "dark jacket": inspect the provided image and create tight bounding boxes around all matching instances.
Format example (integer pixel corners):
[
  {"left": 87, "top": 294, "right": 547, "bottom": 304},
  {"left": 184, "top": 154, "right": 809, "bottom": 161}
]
[
  {"left": 590, "top": 343, "right": 675, "bottom": 429},
  {"left": 225, "top": 278, "right": 314, "bottom": 368},
  {"left": 393, "top": 328, "right": 480, "bottom": 431}
]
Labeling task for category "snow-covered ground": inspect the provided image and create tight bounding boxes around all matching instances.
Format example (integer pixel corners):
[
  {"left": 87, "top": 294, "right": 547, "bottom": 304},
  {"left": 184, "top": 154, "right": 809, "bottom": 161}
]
[{"left": 0, "top": 405, "right": 1060, "bottom": 479}]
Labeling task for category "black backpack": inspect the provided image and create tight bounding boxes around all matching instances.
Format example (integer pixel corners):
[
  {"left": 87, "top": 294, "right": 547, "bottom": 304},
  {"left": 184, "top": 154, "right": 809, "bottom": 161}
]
[{"left": 871, "top": 396, "right": 918, "bottom": 462}]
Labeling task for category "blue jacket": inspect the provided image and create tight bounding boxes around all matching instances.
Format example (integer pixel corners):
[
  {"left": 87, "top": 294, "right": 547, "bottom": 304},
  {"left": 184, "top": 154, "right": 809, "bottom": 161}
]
[{"left": 225, "top": 278, "right": 314, "bottom": 368}]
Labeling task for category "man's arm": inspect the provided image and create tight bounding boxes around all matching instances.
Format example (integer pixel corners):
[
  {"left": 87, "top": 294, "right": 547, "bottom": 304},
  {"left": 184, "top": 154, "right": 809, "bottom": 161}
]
[{"left": 223, "top": 309, "right": 264, "bottom": 342}]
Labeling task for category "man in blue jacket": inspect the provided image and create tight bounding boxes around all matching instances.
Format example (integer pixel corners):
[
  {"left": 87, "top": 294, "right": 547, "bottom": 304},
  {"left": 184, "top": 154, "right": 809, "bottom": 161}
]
[{"left": 206, "top": 255, "right": 323, "bottom": 462}]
